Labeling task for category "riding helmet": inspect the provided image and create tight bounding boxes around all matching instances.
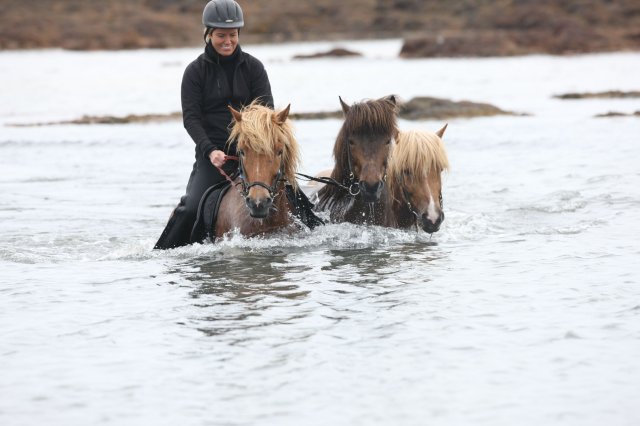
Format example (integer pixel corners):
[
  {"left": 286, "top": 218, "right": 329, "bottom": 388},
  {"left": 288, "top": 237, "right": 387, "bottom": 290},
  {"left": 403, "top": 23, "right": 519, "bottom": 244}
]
[{"left": 202, "top": 0, "right": 244, "bottom": 29}]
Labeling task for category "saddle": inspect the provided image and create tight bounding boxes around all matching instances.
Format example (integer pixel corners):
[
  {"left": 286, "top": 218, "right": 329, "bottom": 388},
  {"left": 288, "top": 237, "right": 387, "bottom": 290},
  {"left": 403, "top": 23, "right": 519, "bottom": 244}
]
[
  {"left": 191, "top": 181, "right": 324, "bottom": 244},
  {"left": 190, "top": 180, "right": 232, "bottom": 244}
]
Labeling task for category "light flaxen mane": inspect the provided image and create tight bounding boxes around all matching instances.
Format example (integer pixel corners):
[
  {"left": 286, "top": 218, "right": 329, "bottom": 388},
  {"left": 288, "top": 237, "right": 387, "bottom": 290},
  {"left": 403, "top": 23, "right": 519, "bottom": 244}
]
[
  {"left": 228, "top": 102, "right": 301, "bottom": 189},
  {"left": 388, "top": 129, "right": 449, "bottom": 196}
]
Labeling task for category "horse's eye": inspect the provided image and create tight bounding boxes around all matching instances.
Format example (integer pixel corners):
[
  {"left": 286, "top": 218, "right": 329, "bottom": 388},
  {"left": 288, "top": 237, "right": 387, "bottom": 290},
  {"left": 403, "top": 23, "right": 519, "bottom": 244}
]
[
  {"left": 348, "top": 139, "right": 354, "bottom": 146},
  {"left": 238, "top": 150, "right": 244, "bottom": 156},
  {"left": 385, "top": 139, "right": 391, "bottom": 145},
  {"left": 277, "top": 150, "right": 283, "bottom": 156}
]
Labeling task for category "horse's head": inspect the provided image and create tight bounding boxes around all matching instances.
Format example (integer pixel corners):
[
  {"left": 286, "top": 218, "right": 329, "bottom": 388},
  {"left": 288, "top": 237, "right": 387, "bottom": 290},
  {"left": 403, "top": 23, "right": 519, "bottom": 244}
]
[
  {"left": 389, "top": 125, "right": 450, "bottom": 233},
  {"left": 229, "top": 103, "right": 300, "bottom": 219},
  {"left": 335, "top": 95, "right": 399, "bottom": 202}
]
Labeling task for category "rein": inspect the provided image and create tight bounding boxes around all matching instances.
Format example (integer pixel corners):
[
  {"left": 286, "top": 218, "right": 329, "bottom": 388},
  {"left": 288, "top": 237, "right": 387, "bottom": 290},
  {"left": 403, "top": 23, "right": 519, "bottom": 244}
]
[
  {"left": 216, "top": 155, "right": 239, "bottom": 184},
  {"left": 295, "top": 172, "right": 353, "bottom": 193},
  {"left": 297, "top": 142, "right": 391, "bottom": 197}
]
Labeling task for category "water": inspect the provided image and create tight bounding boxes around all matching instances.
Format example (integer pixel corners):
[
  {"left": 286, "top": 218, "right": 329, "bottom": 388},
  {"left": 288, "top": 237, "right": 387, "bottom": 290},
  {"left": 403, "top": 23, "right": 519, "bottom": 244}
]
[{"left": 1, "top": 40, "right": 640, "bottom": 425}]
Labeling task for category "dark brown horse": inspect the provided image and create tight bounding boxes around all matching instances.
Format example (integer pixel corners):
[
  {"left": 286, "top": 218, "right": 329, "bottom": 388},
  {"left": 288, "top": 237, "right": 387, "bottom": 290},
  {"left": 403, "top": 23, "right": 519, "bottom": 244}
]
[
  {"left": 315, "top": 96, "right": 399, "bottom": 224},
  {"left": 385, "top": 125, "right": 450, "bottom": 233},
  {"left": 213, "top": 102, "right": 304, "bottom": 238}
]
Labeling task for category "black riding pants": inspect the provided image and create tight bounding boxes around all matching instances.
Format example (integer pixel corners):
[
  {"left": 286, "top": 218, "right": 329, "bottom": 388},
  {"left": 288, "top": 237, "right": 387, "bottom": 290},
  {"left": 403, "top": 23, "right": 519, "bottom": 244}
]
[{"left": 154, "top": 157, "right": 237, "bottom": 249}]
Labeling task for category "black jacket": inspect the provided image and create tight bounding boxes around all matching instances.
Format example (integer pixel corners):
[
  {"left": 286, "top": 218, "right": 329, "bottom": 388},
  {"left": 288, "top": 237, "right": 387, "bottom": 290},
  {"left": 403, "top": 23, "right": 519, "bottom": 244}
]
[{"left": 181, "top": 44, "right": 274, "bottom": 159}]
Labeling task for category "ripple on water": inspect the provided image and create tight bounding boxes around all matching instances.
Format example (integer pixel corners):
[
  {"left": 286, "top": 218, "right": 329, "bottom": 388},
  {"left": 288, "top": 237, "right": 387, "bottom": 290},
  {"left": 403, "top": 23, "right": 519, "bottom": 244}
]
[
  {"left": 510, "top": 190, "right": 587, "bottom": 214},
  {"left": 0, "top": 223, "right": 438, "bottom": 264}
]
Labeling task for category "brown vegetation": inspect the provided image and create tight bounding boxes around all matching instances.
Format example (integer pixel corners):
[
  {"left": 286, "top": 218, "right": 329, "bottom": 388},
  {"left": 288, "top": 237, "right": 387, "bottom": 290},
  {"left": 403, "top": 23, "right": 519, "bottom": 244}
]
[
  {"left": 399, "top": 0, "right": 640, "bottom": 57},
  {"left": 1, "top": 0, "right": 639, "bottom": 55}
]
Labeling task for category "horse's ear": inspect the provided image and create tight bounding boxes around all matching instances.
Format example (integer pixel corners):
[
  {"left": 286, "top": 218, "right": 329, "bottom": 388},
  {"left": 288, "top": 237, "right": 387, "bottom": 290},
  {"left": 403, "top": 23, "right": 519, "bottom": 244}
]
[
  {"left": 275, "top": 104, "right": 291, "bottom": 124},
  {"left": 387, "top": 94, "right": 397, "bottom": 105},
  {"left": 436, "top": 123, "right": 448, "bottom": 138},
  {"left": 339, "top": 96, "right": 350, "bottom": 114},
  {"left": 228, "top": 105, "right": 242, "bottom": 123}
]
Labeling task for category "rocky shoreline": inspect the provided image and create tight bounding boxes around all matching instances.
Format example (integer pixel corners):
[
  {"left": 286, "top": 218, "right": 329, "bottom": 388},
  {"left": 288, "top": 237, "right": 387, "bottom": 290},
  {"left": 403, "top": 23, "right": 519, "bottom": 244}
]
[
  {"left": 595, "top": 111, "right": 640, "bottom": 118},
  {"left": 6, "top": 97, "right": 521, "bottom": 127},
  {"left": 1, "top": 1, "right": 639, "bottom": 56},
  {"left": 554, "top": 91, "right": 640, "bottom": 100}
]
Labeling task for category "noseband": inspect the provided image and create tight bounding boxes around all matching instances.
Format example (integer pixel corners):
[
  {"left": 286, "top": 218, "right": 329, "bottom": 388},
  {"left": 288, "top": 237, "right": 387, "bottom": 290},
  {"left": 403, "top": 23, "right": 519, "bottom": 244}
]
[
  {"left": 236, "top": 152, "right": 285, "bottom": 199},
  {"left": 295, "top": 139, "right": 391, "bottom": 199},
  {"left": 400, "top": 177, "right": 444, "bottom": 223},
  {"left": 344, "top": 140, "right": 390, "bottom": 197}
]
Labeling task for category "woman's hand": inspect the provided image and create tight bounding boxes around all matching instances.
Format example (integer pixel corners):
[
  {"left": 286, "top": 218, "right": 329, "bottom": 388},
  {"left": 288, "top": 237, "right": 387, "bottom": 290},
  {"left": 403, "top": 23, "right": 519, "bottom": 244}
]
[{"left": 208, "top": 150, "right": 226, "bottom": 167}]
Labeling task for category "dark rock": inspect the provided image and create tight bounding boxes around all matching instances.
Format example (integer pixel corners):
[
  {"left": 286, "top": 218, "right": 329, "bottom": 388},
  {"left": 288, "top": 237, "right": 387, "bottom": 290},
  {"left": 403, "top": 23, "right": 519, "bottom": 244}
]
[
  {"left": 289, "top": 111, "right": 343, "bottom": 120},
  {"left": 595, "top": 111, "right": 640, "bottom": 118},
  {"left": 399, "top": 97, "right": 521, "bottom": 120},
  {"left": 555, "top": 91, "right": 640, "bottom": 99},
  {"left": 293, "top": 48, "right": 362, "bottom": 60},
  {"left": 400, "top": 32, "right": 521, "bottom": 58}
]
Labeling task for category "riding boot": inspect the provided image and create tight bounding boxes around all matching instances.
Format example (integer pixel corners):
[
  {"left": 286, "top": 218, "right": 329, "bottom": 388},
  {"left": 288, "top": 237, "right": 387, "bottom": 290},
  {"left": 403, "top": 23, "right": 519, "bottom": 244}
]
[{"left": 153, "top": 195, "right": 195, "bottom": 250}]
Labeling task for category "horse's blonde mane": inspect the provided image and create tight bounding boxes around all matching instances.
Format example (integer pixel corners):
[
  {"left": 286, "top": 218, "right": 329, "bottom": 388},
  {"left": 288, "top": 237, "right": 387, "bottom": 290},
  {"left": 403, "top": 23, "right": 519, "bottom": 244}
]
[
  {"left": 228, "top": 102, "right": 300, "bottom": 188},
  {"left": 388, "top": 129, "right": 449, "bottom": 193}
]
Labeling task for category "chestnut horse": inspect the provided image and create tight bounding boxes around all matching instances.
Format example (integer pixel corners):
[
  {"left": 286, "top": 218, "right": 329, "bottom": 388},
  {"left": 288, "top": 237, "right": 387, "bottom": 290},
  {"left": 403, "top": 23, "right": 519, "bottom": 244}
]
[
  {"left": 315, "top": 96, "right": 399, "bottom": 224},
  {"left": 213, "top": 103, "right": 304, "bottom": 238},
  {"left": 385, "top": 125, "right": 450, "bottom": 233}
]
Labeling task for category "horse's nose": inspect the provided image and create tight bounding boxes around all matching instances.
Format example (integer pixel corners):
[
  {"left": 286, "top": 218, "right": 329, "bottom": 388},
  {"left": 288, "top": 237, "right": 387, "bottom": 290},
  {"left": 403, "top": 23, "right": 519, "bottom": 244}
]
[
  {"left": 421, "top": 211, "right": 445, "bottom": 234},
  {"left": 246, "top": 195, "right": 273, "bottom": 218},
  {"left": 359, "top": 180, "right": 384, "bottom": 201}
]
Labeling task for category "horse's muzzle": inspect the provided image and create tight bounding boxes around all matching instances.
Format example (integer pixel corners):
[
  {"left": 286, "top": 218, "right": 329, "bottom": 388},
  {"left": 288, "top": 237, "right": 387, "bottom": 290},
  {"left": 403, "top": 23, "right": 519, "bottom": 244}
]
[
  {"left": 421, "top": 211, "right": 445, "bottom": 234},
  {"left": 359, "top": 181, "right": 384, "bottom": 202},
  {"left": 246, "top": 196, "right": 273, "bottom": 219}
]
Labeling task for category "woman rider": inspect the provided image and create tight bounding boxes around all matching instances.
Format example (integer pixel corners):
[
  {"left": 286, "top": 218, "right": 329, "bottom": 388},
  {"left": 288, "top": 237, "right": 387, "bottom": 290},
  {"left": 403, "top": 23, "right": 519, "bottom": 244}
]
[{"left": 155, "top": 0, "right": 273, "bottom": 249}]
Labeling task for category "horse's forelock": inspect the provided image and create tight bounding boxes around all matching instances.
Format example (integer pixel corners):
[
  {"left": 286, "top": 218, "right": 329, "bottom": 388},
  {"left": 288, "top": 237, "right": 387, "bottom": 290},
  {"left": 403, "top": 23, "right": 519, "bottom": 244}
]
[
  {"left": 388, "top": 130, "right": 449, "bottom": 195},
  {"left": 342, "top": 99, "right": 399, "bottom": 137},
  {"left": 229, "top": 102, "right": 301, "bottom": 188},
  {"left": 332, "top": 98, "right": 399, "bottom": 178}
]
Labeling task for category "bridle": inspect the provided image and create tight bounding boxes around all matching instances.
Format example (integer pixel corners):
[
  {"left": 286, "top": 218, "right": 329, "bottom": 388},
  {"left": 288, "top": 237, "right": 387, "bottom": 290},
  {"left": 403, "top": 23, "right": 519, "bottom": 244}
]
[
  {"left": 400, "top": 176, "right": 444, "bottom": 224},
  {"left": 222, "top": 152, "right": 286, "bottom": 200},
  {"left": 344, "top": 141, "right": 362, "bottom": 196},
  {"left": 296, "top": 139, "right": 391, "bottom": 198}
]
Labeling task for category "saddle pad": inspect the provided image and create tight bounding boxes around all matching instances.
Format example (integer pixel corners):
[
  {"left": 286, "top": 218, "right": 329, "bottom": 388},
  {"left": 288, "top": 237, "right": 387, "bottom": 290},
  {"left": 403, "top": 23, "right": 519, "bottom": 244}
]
[{"left": 190, "top": 181, "right": 232, "bottom": 244}]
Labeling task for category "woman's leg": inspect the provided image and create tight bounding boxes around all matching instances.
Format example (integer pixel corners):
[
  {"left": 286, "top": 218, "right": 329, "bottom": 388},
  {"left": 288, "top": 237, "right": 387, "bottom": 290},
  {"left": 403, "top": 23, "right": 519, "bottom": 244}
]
[{"left": 154, "top": 158, "right": 235, "bottom": 249}]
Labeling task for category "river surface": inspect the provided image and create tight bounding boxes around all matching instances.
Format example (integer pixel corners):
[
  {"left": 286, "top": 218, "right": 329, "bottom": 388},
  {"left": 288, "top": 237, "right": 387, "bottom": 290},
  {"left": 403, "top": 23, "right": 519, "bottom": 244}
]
[{"left": 1, "top": 40, "right": 639, "bottom": 426}]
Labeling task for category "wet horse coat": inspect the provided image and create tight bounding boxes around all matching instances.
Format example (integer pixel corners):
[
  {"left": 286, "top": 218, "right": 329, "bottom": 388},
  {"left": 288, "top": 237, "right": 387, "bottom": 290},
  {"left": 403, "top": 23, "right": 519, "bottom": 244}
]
[
  {"left": 195, "top": 102, "right": 322, "bottom": 241},
  {"left": 315, "top": 96, "right": 399, "bottom": 224}
]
